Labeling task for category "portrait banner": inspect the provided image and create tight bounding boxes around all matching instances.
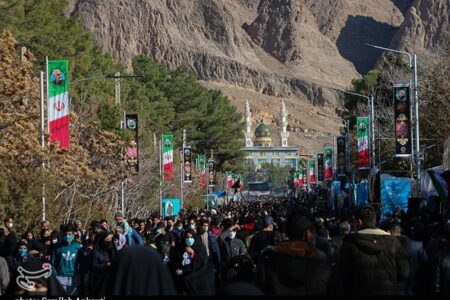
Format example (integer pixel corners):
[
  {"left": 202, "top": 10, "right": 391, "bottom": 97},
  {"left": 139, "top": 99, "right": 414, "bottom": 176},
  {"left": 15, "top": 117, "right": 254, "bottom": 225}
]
[
  {"left": 198, "top": 154, "right": 206, "bottom": 186},
  {"left": 309, "top": 159, "right": 316, "bottom": 184},
  {"left": 336, "top": 136, "right": 347, "bottom": 179},
  {"left": 125, "top": 114, "right": 139, "bottom": 173},
  {"left": 393, "top": 84, "right": 412, "bottom": 157},
  {"left": 47, "top": 60, "right": 70, "bottom": 149},
  {"left": 208, "top": 159, "right": 215, "bottom": 187},
  {"left": 183, "top": 146, "right": 192, "bottom": 183},
  {"left": 162, "top": 135, "right": 174, "bottom": 180},
  {"left": 324, "top": 147, "right": 333, "bottom": 180}
]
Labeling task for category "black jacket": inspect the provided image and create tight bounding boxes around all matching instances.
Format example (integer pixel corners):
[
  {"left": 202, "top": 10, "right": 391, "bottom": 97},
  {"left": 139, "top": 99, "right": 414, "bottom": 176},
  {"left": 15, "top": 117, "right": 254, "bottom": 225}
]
[
  {"left": 255, "top": 240, "right": 330, "bottom": 295},
  {"left": 337, "top": 228, "right": 410, "bottom": 295},
  {"left": 431, "top": 242, "right": 450, "bottom": 295}
]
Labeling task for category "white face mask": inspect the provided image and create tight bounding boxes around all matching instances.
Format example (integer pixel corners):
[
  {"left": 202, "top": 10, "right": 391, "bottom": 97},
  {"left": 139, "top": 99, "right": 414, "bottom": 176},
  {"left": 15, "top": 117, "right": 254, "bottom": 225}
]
[
  {"left": 52, "top": 239, "right": 58, "bottom": 244},
  {"left": 229, "top": 231, "right": 236, "bottom": 239},
  {"left": 7, "top": 223, "right": 13, "bottom": 228}
]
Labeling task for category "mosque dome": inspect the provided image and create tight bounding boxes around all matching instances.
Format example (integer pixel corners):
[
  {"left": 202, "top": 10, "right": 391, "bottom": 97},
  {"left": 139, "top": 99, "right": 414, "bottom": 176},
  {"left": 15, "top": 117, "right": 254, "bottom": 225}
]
[{"left": 254, "top": 120, "right": 272, "bottom": 147}]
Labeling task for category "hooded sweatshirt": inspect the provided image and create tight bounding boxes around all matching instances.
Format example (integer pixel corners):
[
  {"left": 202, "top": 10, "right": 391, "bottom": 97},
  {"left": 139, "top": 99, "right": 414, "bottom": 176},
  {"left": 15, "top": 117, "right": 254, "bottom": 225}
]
[
  {"left": 337, "top": 228, "right": 410, "bottom": 295},
  {"left": 51, "top": 241, "right": 82, "bottom": 277}
]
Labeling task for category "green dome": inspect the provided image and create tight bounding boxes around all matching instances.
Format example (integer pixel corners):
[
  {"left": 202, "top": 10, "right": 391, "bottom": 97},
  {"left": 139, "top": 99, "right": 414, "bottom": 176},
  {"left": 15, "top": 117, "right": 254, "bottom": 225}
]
[{"left": 255, "top": 121, "right": 271, "bottom": 137}]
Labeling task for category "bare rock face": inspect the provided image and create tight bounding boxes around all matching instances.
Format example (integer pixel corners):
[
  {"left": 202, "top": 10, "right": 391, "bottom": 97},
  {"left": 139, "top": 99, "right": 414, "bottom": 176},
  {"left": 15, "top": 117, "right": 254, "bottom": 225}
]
[{"left": 390, "top": 0, "right": 450, "bottom": 61}]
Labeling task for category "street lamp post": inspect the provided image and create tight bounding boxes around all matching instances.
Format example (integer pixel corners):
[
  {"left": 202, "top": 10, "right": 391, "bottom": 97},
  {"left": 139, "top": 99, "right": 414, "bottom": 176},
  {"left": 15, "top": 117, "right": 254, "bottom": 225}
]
[{"left": 364, "top": 43, "right": 421, "bottom": 195}]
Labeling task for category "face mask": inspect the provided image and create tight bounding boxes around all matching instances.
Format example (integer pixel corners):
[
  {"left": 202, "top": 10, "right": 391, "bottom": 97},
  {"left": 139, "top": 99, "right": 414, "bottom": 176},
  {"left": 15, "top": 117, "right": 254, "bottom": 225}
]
[
  {"left": 52, "top": 239, "right": 58, "bottom": 244},
  {"left": 186, "top": 238, "right": 195, "bottom": 247},
  {"left": 7, "top": 223, "right": 13, "bottom": 229},
  {"left": 114, "top": 240, "right": 119, "bottom": 248},
  {"left": 229, "top": 231, "right": 236, "bottom": 239},
  {"left": 176, "top": 226, "right": 183, "bottom": 231},
  {"left": 18, "top": 248, "right": 28, "bottom": 256},
  {"left": 156, "top": 229, "right": 163, "bottom": 235},
  {"left": 65, "top": 235, "right": 73, "bottom": 243},
  {"left": 189, "top": 224, "right": 196, "bottom": 230}
]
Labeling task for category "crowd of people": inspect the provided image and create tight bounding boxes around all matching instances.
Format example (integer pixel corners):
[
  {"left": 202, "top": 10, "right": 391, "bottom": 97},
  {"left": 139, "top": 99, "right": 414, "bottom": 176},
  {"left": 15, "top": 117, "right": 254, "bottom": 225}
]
[{"left": 0, "top": 193, "right": 449, "bottom": 296}]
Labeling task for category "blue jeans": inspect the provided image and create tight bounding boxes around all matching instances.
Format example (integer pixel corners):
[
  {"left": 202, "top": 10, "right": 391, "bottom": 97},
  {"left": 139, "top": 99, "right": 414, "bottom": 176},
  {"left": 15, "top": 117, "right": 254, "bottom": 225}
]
[{"left": 56, "top": 274, "right": 80, "bottom": 295}]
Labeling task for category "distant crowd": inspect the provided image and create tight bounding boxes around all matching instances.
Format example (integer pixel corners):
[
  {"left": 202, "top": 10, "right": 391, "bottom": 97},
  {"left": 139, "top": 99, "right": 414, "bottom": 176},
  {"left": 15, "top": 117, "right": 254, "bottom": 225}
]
[{"left": 0, "top": 193, "right": 449, "bottom": 296}]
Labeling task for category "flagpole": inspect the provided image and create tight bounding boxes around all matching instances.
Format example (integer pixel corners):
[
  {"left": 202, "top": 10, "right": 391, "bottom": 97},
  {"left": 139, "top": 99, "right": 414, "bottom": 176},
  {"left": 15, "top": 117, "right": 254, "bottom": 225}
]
[
  {"left": 40, "top": 70, "right": 46, "bottom": 222},
  {"left": 160, "top": 133, "right": 163, "bottom": 217}
]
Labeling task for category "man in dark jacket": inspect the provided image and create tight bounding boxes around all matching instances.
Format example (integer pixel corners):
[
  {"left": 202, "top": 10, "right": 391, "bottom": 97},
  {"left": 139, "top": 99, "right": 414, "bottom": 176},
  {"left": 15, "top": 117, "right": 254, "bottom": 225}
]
[
  {"left": 218, "top": 219, "right": 247, "bottom": 280},
  {"left": 248, "top": 215, "right": 281, "bottom": 263},
  {"left": 255, "top": 211, "right": 330, "bottom": 295},
  {"left": 431, "top": 222, "right": 450, "bottom": 295},
  {"left": 337, "top": 205, "right": 409, "bottom": 295}
]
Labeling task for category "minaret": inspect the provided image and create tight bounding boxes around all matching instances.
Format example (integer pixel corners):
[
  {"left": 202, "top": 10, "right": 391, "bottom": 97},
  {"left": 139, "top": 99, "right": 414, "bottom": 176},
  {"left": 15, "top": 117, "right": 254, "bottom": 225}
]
[
  {"left": 280, "top": 99, "right": 289, "bottom": 147},
  {"left": 245, "top": 100, "right": 253, "bottom": 147}
]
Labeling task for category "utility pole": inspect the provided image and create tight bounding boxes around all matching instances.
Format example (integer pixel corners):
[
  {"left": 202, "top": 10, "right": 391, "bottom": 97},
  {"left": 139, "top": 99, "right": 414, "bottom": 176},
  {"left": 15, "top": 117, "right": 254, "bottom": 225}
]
[
  {"left": 181, "top": 129, "right": 186, "bottom": 209},
  {"left": 40, "top": 70, "right": 46, "bottom": 221}
]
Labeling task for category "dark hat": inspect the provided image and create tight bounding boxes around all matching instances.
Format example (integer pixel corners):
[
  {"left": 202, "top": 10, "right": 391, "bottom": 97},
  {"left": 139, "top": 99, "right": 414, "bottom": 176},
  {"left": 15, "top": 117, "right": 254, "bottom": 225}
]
[{"left": 263, "top": 215, "right": 274, "bottom": 227}]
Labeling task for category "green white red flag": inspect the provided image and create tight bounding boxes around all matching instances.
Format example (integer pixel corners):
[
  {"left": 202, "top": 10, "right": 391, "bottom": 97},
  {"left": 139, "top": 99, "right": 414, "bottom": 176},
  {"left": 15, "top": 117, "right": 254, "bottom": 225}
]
[
  {"left": 357, "top": 117, "right": 370, "bottom": 169},
  {"left": 309, "top": 160, "right": 316, "bottom": 184},
  {"left": 227, "top": 171, "right": 234, "bottom": 188},
  {"left": 324, "top": 147, "right": 333, "bottom": 180},
  {"left": 162, "top": 135, "right": 174, "bottom": 180},
  {"left": 47, "top": 60, "right": 70, "bottom": 149}
]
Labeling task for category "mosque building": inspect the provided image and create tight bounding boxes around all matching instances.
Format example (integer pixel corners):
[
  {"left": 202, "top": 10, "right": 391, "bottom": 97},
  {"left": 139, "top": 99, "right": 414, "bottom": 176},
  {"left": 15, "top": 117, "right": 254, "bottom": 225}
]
[{"left": 242, "top": 99, "right": 299, "bottom": 169}]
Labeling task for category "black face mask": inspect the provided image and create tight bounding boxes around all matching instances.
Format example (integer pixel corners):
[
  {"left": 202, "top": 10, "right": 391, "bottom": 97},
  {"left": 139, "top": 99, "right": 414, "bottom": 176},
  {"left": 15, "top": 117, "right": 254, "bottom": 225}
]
[{"left": 197, "top": 228, "right": 206, "bottom": 235}]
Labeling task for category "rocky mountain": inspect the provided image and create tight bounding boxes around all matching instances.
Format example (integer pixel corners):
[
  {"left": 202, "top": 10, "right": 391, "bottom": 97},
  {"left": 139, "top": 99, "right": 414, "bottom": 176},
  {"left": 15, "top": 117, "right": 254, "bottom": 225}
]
[{"left": 67, "top": 0, "right": 447, "bottom": 154}]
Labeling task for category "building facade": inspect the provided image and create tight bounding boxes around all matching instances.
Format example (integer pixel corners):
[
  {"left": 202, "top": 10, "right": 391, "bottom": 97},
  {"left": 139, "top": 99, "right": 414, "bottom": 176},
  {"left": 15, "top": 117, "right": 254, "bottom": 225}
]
[{"left": 242, "top": 100, "right": 299, "bottom": 169}]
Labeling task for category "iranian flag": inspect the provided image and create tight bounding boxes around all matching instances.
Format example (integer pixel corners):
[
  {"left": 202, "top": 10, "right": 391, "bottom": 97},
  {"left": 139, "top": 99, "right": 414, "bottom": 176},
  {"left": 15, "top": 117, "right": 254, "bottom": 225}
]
[
  {"left": 309, "top": 160, "right": 316, "bottom": 184},
  {"left": 298, "top": 165, "right": 304, "bottom": 187},
  {"left": 239, "top": 175, "right": 244, "bottom": 191},
  {"left": 357, "top": 117, "right": 370, "bottom": 169},
  {"left": 47, "top": 60, "right": 70, "bottom": 149},
  {"left": 198, "top": 154, "right": 206, "bottom": 186},
  {"left": 294, "top": 172, "right": 299, "bottom": 188},
  {"left": 162, "top": 135, "right": 174, "bottom": 180},
  {"left": 324, "top": 147, "right": 333, "bottom": 180},
  {"left": 227, "top": 171, "right": 234, "bottom": 188}
]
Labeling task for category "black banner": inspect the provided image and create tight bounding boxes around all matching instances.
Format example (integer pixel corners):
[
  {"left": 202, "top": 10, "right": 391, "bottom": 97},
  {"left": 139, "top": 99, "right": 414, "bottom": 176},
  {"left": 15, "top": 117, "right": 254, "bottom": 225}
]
[
  {"left": 208, "top": 159, "right": 215, "bottom": 187},
  {"left": 125, "top": 114, "right": 139, "bottom": 173},
  {"left": 393, "top": 84, "right": 412, "bottom": 157},
  {"left": 317, "top": 153, "right": 324, "bottom": 182},
  {"left": 336, "top": 136, "right": 346, "bottom": 179},
  {"left": 183, "top": 146, "right": 192, "bottom": 183}
]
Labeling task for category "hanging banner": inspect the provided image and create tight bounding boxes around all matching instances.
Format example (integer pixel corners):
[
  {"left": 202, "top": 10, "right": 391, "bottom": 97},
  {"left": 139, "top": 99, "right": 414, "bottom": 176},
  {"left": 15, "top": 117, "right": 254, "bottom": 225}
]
[
  {"left": 162, "top": 135, "right": 174, "bottom": 180},
  {"left": 125, "top": 114, "right": 139, "bottom": 173},
  {"left": 239, "top": 175, "right": 244, "bottom": 192},
  {"left": 317, "top": 153, "right": 324, "bottom": 182},
  {"left": 47, "top": 60, "right": 70, "bottom": 149},
  {"left": 298, "top": 165, "right": 304, "bottom": 187},
  {"left": 309, "top": 159, "right": 316, "bottom": 184},
  {"left": 294, "top": 171, "right": 299, "bottom": 188},
  {"left": 336, "top": 136, "right": 346, "bottom": 179},
  {"left": 161, "top": 199, "right": 181, "bottom": 218},
  {"left": 393, "top": 84, "right": 412, "bottom": 157},
  {"left": 208, "top": 159, "right": 215, "bottom": 187},
  {"left": 357, "top": 117, "right": 370, "bottom": 169},
  {"left": 198, "top": 154, "right": 206, "bottom": 186},
  {"left": 227, "top": 171, "right": 234, "bottom": 188},
  {"left": 324, "top": 147, "right": 333, "bottom": 180},
  {"left": 183, "top": 146, "right": 192, "bottom": 183}
]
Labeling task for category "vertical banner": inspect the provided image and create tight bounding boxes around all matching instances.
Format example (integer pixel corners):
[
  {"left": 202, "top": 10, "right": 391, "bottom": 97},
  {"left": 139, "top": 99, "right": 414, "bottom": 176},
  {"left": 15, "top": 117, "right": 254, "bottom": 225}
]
[
  {"left": 317, "top": 153, "right": 324, "bottom": 182},
  {"left": 162, "top": 135, "right": 174, "bottom": 180},
  {"left": 198, "top": 154, "right": 206, "bottom": 186},
  {"left": 298, "top": 165, "right": 304, "bottom": 187},
  {"left": 239, "top": 175, "right": 244, "bottom": 192},
  {"left": 294, "top": 171, "right": 299, "bottom": 188},
  {"left": 324, "top": 147, "right": 333, "bottom": 180},
  {"left": 47, "top": 60, "right": 70, "bottom": 149},
  {"left": 183, "top": 146, "right": 192, "bottom": 183},
  {"left": 208, "top": 159, "right": 215, "bottom": 187},
  {"left": 161, "top": 199, "right": 181, "bottom": 218},
  {"left": 309, "top": 159, "right": 316, "bottom": 184},
  {"left": 125, "top": 114, "right": 139, "bottom": 173},
  {"left": 393, "top": 84, "right": 412, "bottom": 157},
  {"left": 357, "top": 117, "right": 370, "bottom": 169},
  {"left": 227, "top": 171, "right": 234, "bottom": 188},
  {"left": 336, "top": 136, "right": 347, "bottom": 179}
]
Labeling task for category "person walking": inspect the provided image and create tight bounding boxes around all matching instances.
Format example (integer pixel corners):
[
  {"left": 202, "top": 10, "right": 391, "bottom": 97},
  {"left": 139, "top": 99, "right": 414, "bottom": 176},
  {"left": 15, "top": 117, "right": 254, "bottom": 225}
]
[
  {"left": 89, "top": 231, "right": 115, "bottom": 295},
  {"left": 248, "top": 215, "right": 281, "bottom": 263},
  {"left": 336, "top": 205, "right": 409, "bottom": 295}
]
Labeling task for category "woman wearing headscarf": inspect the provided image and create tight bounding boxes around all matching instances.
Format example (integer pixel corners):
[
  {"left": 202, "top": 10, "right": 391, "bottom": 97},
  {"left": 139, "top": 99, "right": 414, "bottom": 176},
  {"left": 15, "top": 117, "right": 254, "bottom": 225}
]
[
  {"left": 89, "top": 231, "right": 115, "bottom": 295},
  {"left": 99, "top": 246, "right": 176, "bottom": 296},
  {"left": 174, "top": 229, "right": 212, "bottom": 295},
  {"left": 22, "top": 231, "right": 38, "bottom": 251}
]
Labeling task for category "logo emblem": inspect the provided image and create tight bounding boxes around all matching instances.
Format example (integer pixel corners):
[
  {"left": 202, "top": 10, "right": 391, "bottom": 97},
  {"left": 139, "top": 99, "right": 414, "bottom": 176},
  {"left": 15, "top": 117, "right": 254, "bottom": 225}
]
[
  {"left": 62, "top": 251, "right": 76, "bottom": 261},
  {"left": 54, "top": 101, "right": 65, "bottom": 112},
  {"left": 16, "top": 264, "right": 52, "bottom": 292}
]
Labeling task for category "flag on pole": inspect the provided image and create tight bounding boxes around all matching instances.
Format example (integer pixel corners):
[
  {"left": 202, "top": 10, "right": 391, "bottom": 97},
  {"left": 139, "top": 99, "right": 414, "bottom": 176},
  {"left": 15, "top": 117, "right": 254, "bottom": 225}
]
[
  {"left": 47, "top": 60, "right": 70, "bottom": 149},
  {"left": 299, "top": 165, "right": 304, "bottom": 187},
  {"left": 294, "top": 172, "right": 299, "bottom": 188},
  {"left": 309, "top": 160, "right": 316, "bottom": 184},
  {"left": 239, "top": 175, "right": 244, "bottom": 192},
  {"left": 324, "top": 147, "right": 333, "bottom": 180},
  {"left": 198, "top": 154, "right": 206, "bottom": 186},
  {"left": 227, "top": 171, "right": 234, "bottom": 188},
  {"left": 162, "top": 135, "right": 174, "bottom": 180},
  {"left": 357, "top": 117, "right": 370, "bottom": 169}
]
